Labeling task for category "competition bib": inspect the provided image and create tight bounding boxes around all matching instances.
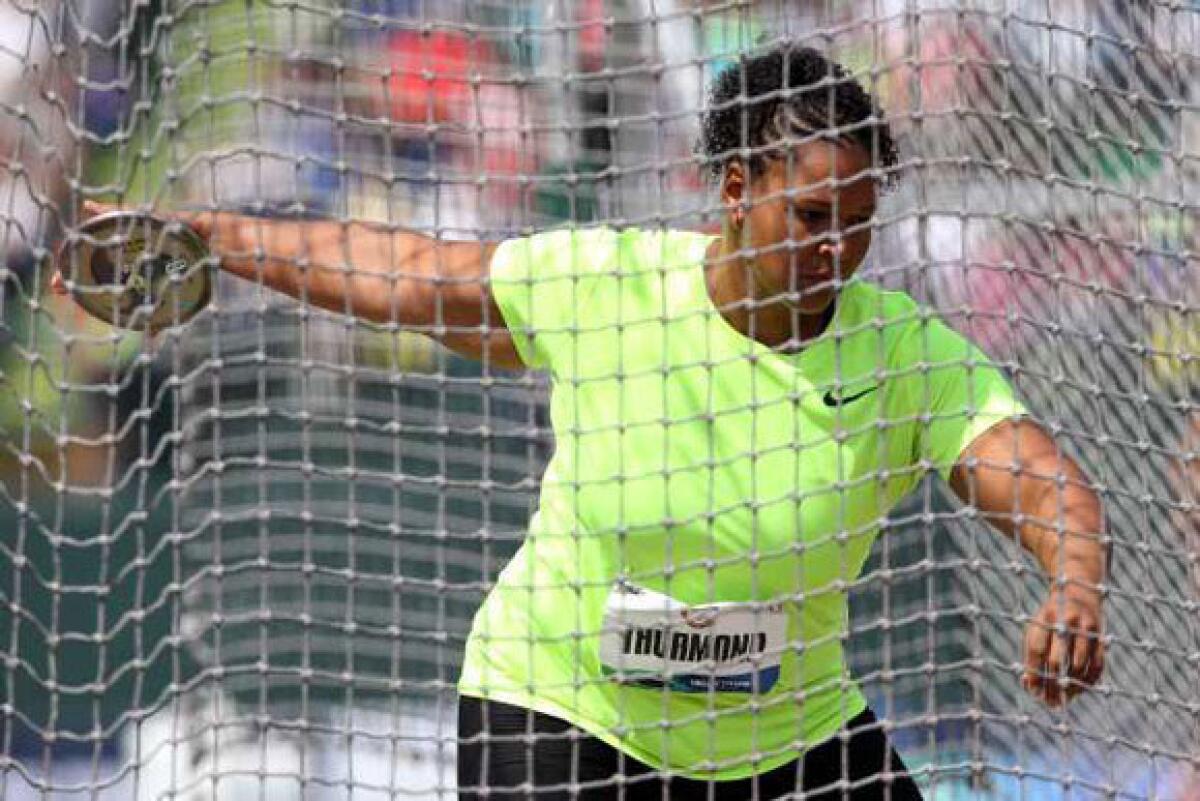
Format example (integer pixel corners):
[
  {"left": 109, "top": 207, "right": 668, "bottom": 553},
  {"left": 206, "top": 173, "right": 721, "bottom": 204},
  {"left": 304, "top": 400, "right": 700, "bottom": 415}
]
[{"left": 597, "top": 582, "right": 787, "bottom": 693}]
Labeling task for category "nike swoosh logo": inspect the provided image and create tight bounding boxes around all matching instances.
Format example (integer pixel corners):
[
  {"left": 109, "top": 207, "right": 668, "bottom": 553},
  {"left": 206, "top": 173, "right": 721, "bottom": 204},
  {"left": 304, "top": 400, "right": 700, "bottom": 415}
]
[{"left": 822, "top": 386, "right": 877, "bottom": 406}]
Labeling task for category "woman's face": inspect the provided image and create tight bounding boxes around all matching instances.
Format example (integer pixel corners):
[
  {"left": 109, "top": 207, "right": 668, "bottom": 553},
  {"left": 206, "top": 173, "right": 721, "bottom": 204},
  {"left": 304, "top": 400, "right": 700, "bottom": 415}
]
[{"left": 723, "top": 139, "right": 878, "bottom": 317}]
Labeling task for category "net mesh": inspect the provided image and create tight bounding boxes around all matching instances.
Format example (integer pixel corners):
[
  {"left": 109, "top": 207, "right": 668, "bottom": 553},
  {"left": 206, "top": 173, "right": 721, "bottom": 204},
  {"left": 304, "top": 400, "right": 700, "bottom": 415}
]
[{"left": 0, "top": 0, "right": 1196, "bottom": 798}]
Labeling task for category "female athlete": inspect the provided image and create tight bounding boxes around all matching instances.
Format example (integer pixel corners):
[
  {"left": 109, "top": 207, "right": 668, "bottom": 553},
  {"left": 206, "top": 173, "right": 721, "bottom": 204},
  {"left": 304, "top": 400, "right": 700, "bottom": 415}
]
[{"left": 57, "top": 44, "right": 1106, "bottom": 801}]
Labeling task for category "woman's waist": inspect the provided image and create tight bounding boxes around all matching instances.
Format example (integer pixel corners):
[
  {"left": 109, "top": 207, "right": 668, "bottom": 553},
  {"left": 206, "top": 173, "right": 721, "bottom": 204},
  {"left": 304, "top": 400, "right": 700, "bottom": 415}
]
[
  {"left": 476, "top": 550, "right": 851, "bottom": 686},
  {"left": 494, "top": 535, "right": 851, "bottom": 620}
]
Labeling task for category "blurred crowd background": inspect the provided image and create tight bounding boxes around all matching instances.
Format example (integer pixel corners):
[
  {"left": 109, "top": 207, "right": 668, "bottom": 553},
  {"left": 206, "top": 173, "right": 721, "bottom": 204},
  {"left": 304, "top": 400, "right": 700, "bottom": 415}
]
[{"left": 0, "top": 1, "right": 1196, "bottom": 799}]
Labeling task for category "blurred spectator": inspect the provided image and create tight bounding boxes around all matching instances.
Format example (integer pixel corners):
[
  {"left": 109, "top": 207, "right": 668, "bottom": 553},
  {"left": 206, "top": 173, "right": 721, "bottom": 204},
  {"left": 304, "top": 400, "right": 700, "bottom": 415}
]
[
  {"left": 0, "top": 2, "right": 71, "bottom": 275},
  {"left": 378, "top": 27, "right": 530, "bottom": 228},
  {"left": 340, "top": 14, "right": 532, "bottom": 234},
  {"left": 929, "top": 213, "right": 1143, "bottom": 361},
  {"left": 94, "top": 4, "right": 549, "bottom": 800},
  {"left": 0, "top": 0, "right": 128, "bottom": 490}
]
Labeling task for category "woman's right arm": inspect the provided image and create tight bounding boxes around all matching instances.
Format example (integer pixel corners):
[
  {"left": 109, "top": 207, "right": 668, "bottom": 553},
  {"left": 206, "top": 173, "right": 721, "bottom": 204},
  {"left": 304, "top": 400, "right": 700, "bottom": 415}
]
[{"left": 61, "top": 203, "right": 524, "bottom": 369}]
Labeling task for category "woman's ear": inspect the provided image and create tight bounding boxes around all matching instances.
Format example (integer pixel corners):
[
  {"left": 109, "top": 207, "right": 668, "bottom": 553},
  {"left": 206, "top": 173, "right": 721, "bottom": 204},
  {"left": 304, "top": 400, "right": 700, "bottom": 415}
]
[{"left": 721, "top": 161, "right": 746, "bottom": 229}]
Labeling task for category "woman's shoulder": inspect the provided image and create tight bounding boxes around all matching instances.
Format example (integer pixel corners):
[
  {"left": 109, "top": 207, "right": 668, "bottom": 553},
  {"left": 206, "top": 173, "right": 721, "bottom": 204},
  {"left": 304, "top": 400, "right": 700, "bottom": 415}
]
[
  {"left": 839, "top": 279, "right": 923, "bottom": 329},
  {"left": 493, "top": 225, "right": 710, "bottom": 280},
  {"left": 840, "top": 280, "right": 980, "bottom": 363}
]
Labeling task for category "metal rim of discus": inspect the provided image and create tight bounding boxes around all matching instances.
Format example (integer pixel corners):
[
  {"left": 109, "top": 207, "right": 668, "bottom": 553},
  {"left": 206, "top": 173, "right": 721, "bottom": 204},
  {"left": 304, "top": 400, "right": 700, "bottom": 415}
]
[{"left": 57, "top": 210, "right": 212, "bottom": 333}]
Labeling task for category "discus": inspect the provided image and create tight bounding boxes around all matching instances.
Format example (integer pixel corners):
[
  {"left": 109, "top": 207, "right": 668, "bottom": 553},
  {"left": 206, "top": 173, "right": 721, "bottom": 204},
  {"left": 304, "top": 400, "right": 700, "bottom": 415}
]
[{"left": 57, "top": 211, "right": 212, "bottom": 332}]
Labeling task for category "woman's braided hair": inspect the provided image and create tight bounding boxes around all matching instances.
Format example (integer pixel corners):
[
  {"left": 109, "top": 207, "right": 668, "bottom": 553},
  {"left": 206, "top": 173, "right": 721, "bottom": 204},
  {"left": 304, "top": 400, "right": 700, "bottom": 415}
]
[{"left": 700, "top": 44, "right": 899, "bottom": 185}]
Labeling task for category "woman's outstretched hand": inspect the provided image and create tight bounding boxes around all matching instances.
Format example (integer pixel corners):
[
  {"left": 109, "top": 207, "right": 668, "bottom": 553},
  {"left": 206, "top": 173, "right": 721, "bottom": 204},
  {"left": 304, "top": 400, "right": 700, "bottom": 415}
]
[
  {"left": 50, "top": 200, "right": 112, "bottom": 295},
  {"left": 50, "top": 200, "right": 217, "bottom": 297}
]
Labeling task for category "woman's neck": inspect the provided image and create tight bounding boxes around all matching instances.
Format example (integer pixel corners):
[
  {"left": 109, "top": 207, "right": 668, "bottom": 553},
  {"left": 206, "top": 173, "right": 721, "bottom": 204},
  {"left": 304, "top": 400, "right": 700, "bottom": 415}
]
[{"left": 704, "top": 237, "right": 836, "bottom": 351}]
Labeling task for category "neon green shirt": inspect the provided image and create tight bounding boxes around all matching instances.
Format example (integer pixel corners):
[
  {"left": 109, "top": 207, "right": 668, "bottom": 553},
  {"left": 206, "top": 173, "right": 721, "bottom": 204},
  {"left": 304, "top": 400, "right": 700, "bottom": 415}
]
[{"left": 458, "top": 227, "right": 1025, "bottom": 779}]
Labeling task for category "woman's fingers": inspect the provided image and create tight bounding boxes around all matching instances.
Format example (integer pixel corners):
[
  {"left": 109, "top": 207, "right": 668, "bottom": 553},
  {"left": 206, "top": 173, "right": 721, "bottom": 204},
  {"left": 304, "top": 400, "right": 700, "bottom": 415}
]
[
  {"left": 79, "top": 199, "right": 212, "bottom": 240},
  {"left": 1069, "top": 628, "right": 1089, "bottom": 678},
  {"left": 82, "top": 199, "right": 116, "bottom": 218},
  {"left": 52, "top": 201, "right": 114, "bottom": 294},
  {"left": 1023, "top": 591, "right": 1105, "bottom": 708},
  {"left": 1022, "top": 612, "right": 1053, "bottom": 701},
  {"left": 1046, "top": 624, "right": 1071, "bottom": 706},
  {"left": 1066, "top": 626, "right": 1105, "bottom": 702},
  {"left": 1083, "top": 639, "right": 1105, "bottom": 687}
]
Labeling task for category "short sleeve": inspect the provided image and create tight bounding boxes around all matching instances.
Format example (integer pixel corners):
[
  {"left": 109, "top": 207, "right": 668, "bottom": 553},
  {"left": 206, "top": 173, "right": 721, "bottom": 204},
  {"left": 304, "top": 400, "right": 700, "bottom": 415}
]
[
  {"left": 489, "top": 227, "right": 620, "bottom": 371},
  {"left": 900, "top": 316, "right": 1028, "bottom": 480}
]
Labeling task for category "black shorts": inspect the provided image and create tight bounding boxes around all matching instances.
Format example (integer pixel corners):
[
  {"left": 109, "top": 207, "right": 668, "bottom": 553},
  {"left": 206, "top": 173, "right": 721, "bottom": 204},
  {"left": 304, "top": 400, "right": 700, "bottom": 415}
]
[{"left": 458, "top": 697, "right": 925, "bottom": 800}]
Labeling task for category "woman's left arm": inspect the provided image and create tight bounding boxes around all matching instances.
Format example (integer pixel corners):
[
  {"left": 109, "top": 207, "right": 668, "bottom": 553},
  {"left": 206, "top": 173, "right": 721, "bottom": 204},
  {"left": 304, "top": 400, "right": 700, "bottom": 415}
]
[{"left": 949, "top": 418, "right": 1108, "bottom": 707}]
